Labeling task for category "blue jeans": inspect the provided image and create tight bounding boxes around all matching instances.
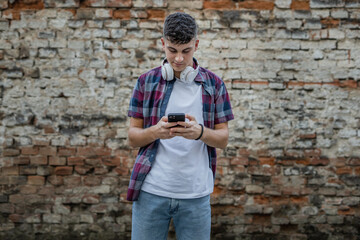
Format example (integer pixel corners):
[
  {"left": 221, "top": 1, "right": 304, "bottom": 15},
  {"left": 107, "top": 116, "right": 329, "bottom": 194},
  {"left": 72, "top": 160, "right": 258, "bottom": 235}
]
[{"left": 131, "top": 191, "right": 211, "bottom": 240}]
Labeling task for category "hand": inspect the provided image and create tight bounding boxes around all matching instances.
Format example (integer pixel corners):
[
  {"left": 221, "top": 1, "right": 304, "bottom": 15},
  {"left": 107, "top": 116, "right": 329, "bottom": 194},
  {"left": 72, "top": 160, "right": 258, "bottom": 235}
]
[
  {"left": 154, "top": 116, "right": 177, "bottom": 140},
  {"left": 170, "top": 114, "right": 203, "bottom": 140}
]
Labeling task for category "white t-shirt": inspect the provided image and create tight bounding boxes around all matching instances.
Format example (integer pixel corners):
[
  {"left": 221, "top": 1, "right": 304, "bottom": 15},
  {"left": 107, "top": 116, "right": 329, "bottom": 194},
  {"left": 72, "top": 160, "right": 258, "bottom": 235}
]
[{"left": 141, "top": 78, "right": 214, "bottom": 199}]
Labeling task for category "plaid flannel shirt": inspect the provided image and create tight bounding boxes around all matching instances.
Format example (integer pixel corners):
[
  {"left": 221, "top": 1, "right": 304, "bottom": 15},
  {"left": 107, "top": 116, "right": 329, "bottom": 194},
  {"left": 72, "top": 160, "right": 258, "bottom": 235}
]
[{"left": 127, "top": 62, "right": 234, "bottom": 201}]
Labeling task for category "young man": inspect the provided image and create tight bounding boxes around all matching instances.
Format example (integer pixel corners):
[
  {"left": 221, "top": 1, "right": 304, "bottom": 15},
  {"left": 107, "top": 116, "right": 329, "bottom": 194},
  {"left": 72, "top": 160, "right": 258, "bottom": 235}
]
[{"left": 127, "top": 12, "right": 234, "bottom": 239}]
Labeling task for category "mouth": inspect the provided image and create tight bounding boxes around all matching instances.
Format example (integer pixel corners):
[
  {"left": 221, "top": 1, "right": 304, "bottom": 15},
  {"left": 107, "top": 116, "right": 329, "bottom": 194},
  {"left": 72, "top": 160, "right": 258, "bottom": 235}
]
[{"left": 173, "top": 62, "right": 183, "bottom": 66}]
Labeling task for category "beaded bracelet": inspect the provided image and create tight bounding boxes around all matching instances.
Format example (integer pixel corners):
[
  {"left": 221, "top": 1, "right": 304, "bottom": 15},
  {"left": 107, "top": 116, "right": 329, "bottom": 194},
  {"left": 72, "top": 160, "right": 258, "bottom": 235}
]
[{"left": 195, "top": 123, "right": 204, "bottom": 140}]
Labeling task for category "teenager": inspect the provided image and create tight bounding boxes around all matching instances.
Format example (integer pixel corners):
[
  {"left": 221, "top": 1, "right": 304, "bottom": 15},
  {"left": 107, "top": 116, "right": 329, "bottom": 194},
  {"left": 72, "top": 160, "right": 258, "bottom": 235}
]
[{"left": 127, "top": 12, "right": 234, "bottom": 239}]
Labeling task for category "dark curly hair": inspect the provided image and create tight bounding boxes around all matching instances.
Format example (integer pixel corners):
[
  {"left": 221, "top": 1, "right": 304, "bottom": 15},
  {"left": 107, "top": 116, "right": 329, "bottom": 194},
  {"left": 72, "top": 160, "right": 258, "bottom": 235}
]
[{"left": 163, "top": 12, "right": 198, "bottom": 44}]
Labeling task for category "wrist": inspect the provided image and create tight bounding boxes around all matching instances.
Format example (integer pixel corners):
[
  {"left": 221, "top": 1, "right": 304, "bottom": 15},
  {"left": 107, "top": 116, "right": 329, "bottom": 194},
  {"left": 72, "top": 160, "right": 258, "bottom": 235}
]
[{"left": 195, "top": 123, "right": 204, "bottom": 140}]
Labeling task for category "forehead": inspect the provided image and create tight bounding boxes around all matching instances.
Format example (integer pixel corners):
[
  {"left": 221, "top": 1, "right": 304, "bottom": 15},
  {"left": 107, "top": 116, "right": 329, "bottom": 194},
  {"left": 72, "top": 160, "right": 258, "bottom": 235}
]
[{"left": 164, "top": 38, "right": 196, "bottom": 50}]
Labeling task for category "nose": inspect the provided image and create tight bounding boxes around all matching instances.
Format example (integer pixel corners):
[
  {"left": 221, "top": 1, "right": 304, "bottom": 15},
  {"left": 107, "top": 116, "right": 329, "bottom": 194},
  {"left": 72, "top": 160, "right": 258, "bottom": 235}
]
[{"left": 175, "top": 54, "right": 183, "bottom": 62}]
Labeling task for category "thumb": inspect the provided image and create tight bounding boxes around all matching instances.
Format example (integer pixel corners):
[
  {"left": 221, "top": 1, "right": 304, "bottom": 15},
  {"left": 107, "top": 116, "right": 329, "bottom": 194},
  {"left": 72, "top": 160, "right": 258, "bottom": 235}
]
[{"left": 161, "top": 116, "right": 168, "bottom": 122}]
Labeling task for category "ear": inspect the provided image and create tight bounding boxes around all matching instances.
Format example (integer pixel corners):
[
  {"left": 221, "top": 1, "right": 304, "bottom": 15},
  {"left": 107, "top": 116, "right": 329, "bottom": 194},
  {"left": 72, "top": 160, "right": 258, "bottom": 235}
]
[
  {"left": 161, "top": 38, "right": 165, "bottom": 50},
  {"left": 194, "top": 39, "right": 199, "bottom": 51}
]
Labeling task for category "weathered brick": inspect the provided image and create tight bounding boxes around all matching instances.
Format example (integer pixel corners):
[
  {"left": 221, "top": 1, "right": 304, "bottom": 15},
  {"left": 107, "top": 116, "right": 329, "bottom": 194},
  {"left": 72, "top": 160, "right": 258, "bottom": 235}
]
[
  {"left": 3, "top": 149, "right": 20, "bottom": 157},
  {"left": 30, "top": 156, "right": 48, "bottom": 165},
  {"left": 49, "top": 156, "right": 66, "bottom": 166},
  {"left": 47, "top": 175, "right": 64, "bottom": 186},
  {"left": 28, "top": 176, "right": 45, "bottom": 185},
  {"left": 55, "top": 166, "right": 73, "bottom": 175},
  {"left": 2, "top": 166, "right": 19, "bottom": 176},
  {"left": 68, "top": 157, "right": 85, "bottom": 166}
]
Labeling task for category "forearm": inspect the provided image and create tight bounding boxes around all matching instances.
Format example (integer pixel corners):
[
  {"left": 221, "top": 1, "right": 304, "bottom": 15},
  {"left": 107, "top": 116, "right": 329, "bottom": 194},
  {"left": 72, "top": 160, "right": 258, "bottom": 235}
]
[
  {"left": 200, "top": 126, "right": 229, "bottom": 149},
  {"left": 128, "top": 125, "right": 158, "bottom": 148}
]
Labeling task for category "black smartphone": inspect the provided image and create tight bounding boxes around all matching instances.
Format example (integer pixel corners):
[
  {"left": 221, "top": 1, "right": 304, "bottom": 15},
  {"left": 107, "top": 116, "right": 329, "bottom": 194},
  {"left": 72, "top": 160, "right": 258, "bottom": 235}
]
[{"left": 168, "top": 113, "right": 185, "bottom": 127}]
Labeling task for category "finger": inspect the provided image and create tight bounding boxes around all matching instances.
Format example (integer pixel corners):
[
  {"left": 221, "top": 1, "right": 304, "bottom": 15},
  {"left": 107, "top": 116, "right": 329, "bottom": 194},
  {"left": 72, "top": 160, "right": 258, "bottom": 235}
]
[
  {"left": 185, "top": 114, "right": 196, "bottom": 122},
  {"left": 170, "top": 127, "right": 190, "bottom": 133},
  {"left": 161, "top": 116, "right": 168, "bottom": 122},
  {"left": 164, "top": 122, "right": 178, "bottom": 128},
  {"left": 176, "top": 121, "right": 188, "bottom": 127}
]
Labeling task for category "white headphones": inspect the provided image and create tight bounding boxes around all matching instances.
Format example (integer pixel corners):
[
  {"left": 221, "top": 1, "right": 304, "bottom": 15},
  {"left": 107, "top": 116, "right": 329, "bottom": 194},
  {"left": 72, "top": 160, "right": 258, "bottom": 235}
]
[{"left": 161, "top": 58, "right": 200, "bottom": 83}]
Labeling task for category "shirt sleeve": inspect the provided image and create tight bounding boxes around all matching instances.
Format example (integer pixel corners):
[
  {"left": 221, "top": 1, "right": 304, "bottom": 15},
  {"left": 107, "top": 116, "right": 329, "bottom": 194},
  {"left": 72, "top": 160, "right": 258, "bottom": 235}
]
[
  {"left": 214, "top": 80, "right": 234, "bottom": 124},
  {"left": 128, "top": 77, "right": 144, "bottom": 119}
]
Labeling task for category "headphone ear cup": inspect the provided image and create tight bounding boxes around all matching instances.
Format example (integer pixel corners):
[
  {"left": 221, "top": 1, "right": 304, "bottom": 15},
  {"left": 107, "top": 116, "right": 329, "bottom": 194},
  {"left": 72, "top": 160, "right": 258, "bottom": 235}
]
[
  {"left": 180, "top": 66, "right": 193, "bottom": 82},
  {"left": 161, "top": 62, "right": 174, "bottom": 81},
  {"left": 180, "top": 66, "right": 199, "bottom": 83}
]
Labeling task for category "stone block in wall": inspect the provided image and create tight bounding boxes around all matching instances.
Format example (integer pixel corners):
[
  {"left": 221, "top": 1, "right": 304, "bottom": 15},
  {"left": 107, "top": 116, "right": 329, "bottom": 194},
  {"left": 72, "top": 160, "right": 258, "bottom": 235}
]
[
  {"left": 0, "top": 0, "right": 8, "bottom": 9},
  {"left": 310, "top": 0, "right": 345, "bottom": 8},
  {"left": 83, "top": 0, "right": 132, "bottom": 7},
  {"left": 44, "top": 0, "right": 80, "bottom": 8}
]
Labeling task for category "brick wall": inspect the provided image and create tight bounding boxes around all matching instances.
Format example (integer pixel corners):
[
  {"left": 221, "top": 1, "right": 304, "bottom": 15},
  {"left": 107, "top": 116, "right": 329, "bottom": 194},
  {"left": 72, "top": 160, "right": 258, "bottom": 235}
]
[{"left": 0, "top": 0, "right": 360, "bottom": 239}]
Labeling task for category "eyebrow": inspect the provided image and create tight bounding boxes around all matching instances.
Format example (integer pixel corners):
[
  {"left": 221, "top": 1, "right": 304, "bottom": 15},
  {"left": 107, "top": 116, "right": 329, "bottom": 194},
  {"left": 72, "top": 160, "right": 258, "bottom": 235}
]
[{"left": 167, "top": 46, "right": 193, "bottom": 52}]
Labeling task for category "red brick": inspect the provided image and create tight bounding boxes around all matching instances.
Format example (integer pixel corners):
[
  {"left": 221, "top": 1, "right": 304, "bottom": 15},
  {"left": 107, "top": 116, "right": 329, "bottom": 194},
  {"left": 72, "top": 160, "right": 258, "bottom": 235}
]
[
  {"left": 336, "top": 167, "right": 353, "bottom": 175},
  {"left": 49, "top": 156, "right": 66, "bottom": 166},
  {"left": 238, "top": 1, "right": 274, "bottom": 10},
  {"left": 114, "top": 166, "right": 129, "bottom": 176},
  {"left": 74, "top": 166, "right": 93, "bottom": 175},
  {"left": 64, "top": 176, "right": 81, "bottom": 186},
  {"left": 299, "top": 133, "right": 316, "bottom": 139},
  {"left": 85, "top": 158, "right": 102, "bottom": 166},
  {"left": 113, "top": 9, "right": 131, "bottom": 19},
  {"left": 48, "top": 175, "right": 64, "bottom": 185},
  {"left": 146, "top": 9, "right": 165, "bottom": 20},
  {"left": 259, "top": 157, "right": 275, "bottom": 166},
  {"left": 3, "top": 149, "right": 20, "bottom": 157},
  {"left": 102, "top": 157, "right": 121, "bottom": 166},
  {"left": 309, "top": 157, "right": 329, "bottom": 166},
  {"left": 290, "top": 196, "right": 308, "bottom": 204},
  {"left": 58, "top": 147, "right": 76, "bottom": 156},
  {"left": 21, "top": 146, "right": 39, "bottom": 155},
  {"left": 13, "top": 157, "right": 30, "bottom": 165},
  {"left": 253, "top": 215, "right": 271, "bottom": 225},
  {"left": 11, "top": 0, "right": 44, "bottom": 10},
  {"left": 55, "top": 166, "right": 73, "bottom": 175},
  {"left": 339, "top": 79, "right": 358, "bottom": 88},
  {"left": 30, "top": 156, "right": 48, "bottom": 165},
  {"left": 355, "top": 167, "right": 360, "bottom": 176},
  {"left": 338, "top": 207, "right": 355, "bottom": 216},
  {"left": 321, "top": 18, "right": 340, "bottom": 28},
  {"left": 95, "top": 147, "right": 112, "bottom": 156},
  {"left": 28, "top": 176, "right": 45, "bottom": 185},
  {"left": 68, "top": 157, "right": 85, "bottom": 166},
  {"left": 291, "top": 0, "right": 310, "bottom": 10},
  {"left": 2, "top": 9, "right": 20, "bottom": 20},
  {"left": 39, "top": 146, "right": 57, "bottom": 156},
  {"left": 254, "top": 196, "right": 270, "bottom": 205},
  {"left": 1, "top": 166, "right": 19, "bottom": 176}
]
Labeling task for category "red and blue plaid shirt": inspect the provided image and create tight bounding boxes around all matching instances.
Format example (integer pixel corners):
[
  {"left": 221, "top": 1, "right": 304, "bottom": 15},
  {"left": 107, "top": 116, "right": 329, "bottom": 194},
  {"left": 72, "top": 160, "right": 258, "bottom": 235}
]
[{"left": 127, "top": 62, "right": 234, "bottom": 201}]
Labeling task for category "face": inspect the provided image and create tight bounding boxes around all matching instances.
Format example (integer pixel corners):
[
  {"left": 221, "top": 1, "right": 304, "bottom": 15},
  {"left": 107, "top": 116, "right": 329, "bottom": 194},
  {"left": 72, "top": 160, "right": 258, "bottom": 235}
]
[{"left": 161, "top": 38, "right": 199, "bottom": 78}]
